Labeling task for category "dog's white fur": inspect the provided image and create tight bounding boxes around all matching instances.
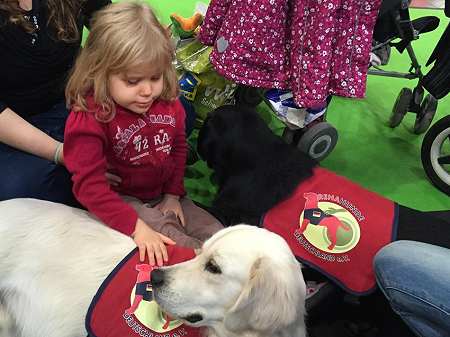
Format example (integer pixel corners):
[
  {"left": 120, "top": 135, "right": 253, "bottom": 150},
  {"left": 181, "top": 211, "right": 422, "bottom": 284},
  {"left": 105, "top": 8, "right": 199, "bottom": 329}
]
[
  {"left": 0, "top": 199, "right": 306, "bottom": 337},
  {"left": 153, "top": 225, "right": 307, "bottom": 337}
]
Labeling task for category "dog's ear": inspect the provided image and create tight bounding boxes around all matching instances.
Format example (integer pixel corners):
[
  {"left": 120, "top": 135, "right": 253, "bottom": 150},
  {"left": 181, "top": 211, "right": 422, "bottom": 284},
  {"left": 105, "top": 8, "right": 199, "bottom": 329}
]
[{"left": 223, "top": 257, "right": 305, "bottom": 334}]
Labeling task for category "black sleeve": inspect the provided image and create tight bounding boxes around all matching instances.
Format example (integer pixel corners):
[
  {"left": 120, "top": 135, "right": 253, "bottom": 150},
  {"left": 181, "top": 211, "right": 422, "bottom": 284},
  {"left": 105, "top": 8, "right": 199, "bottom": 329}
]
[
  {"left": 81, "top": 0, "right": 111, "bottom": 29},
  {"left": 0, "top": 102, "right": 7, "bottom": 114}
]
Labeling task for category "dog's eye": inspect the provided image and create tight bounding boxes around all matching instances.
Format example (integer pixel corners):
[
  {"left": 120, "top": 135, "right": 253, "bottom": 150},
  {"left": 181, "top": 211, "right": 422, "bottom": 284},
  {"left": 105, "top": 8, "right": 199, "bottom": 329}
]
[{"left": 205, "top": 259, "right": 221, "bottom": 274}]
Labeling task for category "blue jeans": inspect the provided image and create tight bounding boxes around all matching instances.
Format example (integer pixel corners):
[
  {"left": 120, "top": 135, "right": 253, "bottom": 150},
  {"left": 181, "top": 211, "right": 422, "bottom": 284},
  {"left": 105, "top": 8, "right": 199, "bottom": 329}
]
[
  {"left": 0, "top": 102, "right": 77, "bottom": 206},
  {"left": 374, "top": 241, "right": 450, "bottom": 337}
]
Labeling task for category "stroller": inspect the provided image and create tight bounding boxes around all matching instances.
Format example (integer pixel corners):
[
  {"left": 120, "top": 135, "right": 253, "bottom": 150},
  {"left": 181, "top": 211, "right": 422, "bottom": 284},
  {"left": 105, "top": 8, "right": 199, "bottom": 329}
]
[
  {"left": 368, "top": 0, "right": 444, "bottom": 134},
  {"left": 420, "top": 1, "right": 450, "bottom": 196},
  {"left": 371, "top": 0, "right": 450, "bottom": 196},
  {"left": 235, "top": 86, "right": 338, "bottom": 162}
]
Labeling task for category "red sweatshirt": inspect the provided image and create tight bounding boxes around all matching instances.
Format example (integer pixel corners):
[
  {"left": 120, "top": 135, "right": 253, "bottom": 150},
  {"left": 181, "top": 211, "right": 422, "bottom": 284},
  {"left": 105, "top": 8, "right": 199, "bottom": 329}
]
[{"left": 64, "top": 98, "right": 187, "bottom": 236}]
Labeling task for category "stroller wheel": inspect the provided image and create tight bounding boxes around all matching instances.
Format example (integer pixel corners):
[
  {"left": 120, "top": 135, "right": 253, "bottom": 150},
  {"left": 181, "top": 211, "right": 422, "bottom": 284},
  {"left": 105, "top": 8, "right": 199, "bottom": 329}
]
[
  {"left": 297, "top": 122, "right": 338, "bottom": 161},
  {"left": 414, "top": 94, "right": 438, "bottom": 134},
  {"left": 234, "top": 85, "right": 264, "bottom": 107},
  {"left": 389, "top": 88, "right": 412, "bottom": 128},
  {"left": 421, "top": 115, "right": 450, "bottom": 196}
]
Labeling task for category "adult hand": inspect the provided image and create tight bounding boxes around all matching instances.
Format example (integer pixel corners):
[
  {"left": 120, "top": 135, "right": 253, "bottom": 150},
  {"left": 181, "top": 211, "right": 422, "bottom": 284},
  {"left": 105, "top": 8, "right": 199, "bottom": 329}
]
[
  {"left": 132, "top": 218, "right": 176, "bottom": 266},
  {"left": 155, "top": 194, "right": 185, "bottom": 227}
]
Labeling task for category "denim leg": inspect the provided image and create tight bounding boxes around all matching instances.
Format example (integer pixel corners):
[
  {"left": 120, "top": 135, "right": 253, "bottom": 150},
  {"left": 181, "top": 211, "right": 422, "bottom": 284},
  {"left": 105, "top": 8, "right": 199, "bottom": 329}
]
[
  {"left": 0, "top": 102, "right": 78, "bottom": 206},
  {"left": 374, "top": 241, "right": 450, "bottom": 337}
]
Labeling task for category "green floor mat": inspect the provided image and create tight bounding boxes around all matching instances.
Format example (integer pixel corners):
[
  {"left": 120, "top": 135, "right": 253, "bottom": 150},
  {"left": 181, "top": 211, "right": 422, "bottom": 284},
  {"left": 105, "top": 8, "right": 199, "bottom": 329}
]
[{"left": 321, "top": 9, "right": 449, "bottom": 210}]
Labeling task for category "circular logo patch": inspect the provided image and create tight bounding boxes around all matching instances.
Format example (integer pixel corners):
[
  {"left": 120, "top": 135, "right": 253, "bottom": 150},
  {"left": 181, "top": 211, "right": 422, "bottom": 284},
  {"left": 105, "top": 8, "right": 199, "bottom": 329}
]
[
  {"left": 129, "top": 287, "right": 183, "bottom": 332},
  {"left": 299, "top": 201, "right": 360, "bottom": 253}
]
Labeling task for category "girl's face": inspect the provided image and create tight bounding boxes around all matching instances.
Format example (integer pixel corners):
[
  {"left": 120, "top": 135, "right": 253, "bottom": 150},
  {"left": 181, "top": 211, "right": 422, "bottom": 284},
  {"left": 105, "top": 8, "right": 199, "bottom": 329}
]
[{"left": 108, "top": 62, "right": 164, "bottom": 115}]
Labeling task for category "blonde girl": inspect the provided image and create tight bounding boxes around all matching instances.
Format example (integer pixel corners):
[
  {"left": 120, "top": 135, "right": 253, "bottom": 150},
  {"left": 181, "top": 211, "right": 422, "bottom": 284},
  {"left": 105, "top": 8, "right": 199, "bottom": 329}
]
[{"left": 64, "top": 1, "right": 223, "bottom": 266}]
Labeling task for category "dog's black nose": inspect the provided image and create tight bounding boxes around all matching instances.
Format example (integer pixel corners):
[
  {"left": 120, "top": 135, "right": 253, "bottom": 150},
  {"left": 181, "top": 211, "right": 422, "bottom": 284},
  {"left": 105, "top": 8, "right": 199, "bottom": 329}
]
[{"left": 151, "top": 269, "right": 165, "bottom": 288}]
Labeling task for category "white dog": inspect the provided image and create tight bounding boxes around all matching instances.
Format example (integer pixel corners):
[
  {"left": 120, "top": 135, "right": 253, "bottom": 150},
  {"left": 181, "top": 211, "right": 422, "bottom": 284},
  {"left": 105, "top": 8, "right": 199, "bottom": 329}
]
[
  {"left": 152, "top": 225, "right": 307, "bottom": 337},
  {"left": 0, "top": 199, "right": 306, "bottom": 337}
]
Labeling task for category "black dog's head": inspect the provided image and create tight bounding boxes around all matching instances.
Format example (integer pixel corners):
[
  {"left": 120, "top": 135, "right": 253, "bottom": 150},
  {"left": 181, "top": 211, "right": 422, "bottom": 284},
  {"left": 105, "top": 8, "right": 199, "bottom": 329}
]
[
  {"left": 197, "top": 105, "right": 317, "bottom": 226},
  {"left": 198, "top": 105, "right": 286, "bottom": 184}
]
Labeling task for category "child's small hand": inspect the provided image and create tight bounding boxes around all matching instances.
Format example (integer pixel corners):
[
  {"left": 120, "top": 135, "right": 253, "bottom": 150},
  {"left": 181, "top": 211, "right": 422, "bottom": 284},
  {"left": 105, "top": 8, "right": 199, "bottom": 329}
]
[
  {"left": 156, "top": 194, "right": 186, "bottom": 227},
  {"left": 132, "top": 218, "right": 176, "bottom": 266}
]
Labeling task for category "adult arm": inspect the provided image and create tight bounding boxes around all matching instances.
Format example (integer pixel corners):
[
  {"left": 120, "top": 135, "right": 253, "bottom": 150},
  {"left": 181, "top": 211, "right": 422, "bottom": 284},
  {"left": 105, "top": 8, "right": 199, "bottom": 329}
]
[{"left": 0, "top": 107, "right": 61, "bottom": 163}]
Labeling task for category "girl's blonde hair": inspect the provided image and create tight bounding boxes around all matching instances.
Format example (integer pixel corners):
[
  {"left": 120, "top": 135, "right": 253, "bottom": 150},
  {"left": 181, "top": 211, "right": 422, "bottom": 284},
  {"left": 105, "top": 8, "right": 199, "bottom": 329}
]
[{"left": 65, "top": 1, "right": 179, "bottom": 122}]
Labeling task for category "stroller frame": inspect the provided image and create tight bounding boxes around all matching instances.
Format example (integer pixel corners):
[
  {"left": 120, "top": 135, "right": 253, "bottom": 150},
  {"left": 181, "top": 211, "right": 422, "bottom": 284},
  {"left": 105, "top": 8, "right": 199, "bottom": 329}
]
[{"left": 368, "top": 0, "right": 443, "bottom": 134}]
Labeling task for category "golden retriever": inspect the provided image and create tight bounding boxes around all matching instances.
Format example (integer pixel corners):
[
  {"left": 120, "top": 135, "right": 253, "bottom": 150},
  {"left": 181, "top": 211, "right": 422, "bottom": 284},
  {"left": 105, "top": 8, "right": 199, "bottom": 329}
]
[
  {"left": 152, "top": 225, "right": 307, "bottom": 337},
  {"left": 0, "top": 199, "right": 306, "bottom": 337}
]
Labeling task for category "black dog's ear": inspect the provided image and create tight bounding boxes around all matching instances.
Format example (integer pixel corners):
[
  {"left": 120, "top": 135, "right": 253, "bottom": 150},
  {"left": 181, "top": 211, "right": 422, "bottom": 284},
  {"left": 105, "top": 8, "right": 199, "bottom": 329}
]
[
  {"left": 197, "top": 105, "right": 240, "bottom": 167},
  {"left": 197, "top": 116, "right": 223, "bottom": 170},
  {"left": 197, "top": 115, "right": 211, "bottom": 161}
]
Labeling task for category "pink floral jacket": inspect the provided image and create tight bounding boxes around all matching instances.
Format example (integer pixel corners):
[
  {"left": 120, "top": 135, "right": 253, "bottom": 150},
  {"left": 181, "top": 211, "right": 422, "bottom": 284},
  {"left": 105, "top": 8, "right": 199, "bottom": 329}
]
[{"left": 199, "top": 0, "right": 382, "bottom": 108}]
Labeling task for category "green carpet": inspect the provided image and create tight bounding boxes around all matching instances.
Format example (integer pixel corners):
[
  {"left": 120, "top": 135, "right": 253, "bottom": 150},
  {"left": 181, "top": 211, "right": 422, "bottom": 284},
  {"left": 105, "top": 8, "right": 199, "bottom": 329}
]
[
  {"left": 322, "top": 9, "right": 450, "bottom": 211},
  {"left": 118, "top": 2, "right": 450, "bottom": 210}
]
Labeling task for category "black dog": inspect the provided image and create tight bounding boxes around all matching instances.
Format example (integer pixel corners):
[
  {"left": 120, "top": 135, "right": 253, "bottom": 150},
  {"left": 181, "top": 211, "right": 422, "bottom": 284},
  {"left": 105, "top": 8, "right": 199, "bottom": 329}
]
[{"left": 198, "top": 105, "right": 450, "bottom": 249}]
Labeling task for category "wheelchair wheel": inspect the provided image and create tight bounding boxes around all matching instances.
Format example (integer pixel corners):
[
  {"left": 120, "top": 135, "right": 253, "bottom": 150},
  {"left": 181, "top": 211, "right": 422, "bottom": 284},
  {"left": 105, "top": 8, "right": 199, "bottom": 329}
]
[
  {"left": 414, "top": 94, "right": 438, "bottom": 134},
  {"left": 297, "top": 122, "right": 338, "bottom": 161},
  {"left": 234, "top": 85, "right": 264, "bottom": 107},
  {"left": 389, "top": 88, "right": 412, "bottom": 128},
  {"left": 421, "top": 115, "right": 450, "bottom": 196}
]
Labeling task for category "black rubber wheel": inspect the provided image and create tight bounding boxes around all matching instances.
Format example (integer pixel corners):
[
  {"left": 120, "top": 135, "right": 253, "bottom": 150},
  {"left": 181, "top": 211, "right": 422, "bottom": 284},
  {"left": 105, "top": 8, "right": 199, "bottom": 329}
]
[
  {"left": 234, "top": 85, "right": 264, "bottom": 107},
  {"left": 421, "top": 115, "right": 450, "bottom": 196},
  {"left": 389, "top": 88, "right": 412, "bottom": 128},
  {"left": 412, "top": 86, "right": 424, "bottom": 106},
  {"left": 297, "top": 122, "right": 338, "bottom": 161},
  {"left": 414, "top": 94, "right": 438, "bottom": 134}
]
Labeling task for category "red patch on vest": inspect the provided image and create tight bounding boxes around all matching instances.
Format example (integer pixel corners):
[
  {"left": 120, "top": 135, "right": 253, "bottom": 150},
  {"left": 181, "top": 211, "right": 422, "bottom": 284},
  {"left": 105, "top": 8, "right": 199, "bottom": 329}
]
[
  {"left": 263, "top": 167, "right": 398, "bottom": 295},
  {"left": 86, "top": 246, "right": 204, "bottom": 337}
]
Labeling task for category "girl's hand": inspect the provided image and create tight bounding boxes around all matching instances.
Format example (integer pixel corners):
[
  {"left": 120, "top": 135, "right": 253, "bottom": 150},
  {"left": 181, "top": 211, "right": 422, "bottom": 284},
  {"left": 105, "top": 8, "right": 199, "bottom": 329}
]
[
  {"left": 155, "top": 194, "right": 185, "bottom": 227},
  {"left": 132, "top": 218, "right": 176, "bottom": 266}
]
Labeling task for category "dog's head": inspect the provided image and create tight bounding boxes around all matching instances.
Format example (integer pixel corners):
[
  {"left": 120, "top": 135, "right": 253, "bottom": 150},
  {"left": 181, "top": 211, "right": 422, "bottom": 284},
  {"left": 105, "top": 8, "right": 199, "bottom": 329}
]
[
  {"left": 152, "top": 225, "right": 306, "bottom": 337},
  {"left": 197, "top": 105, "right": 286, "bottom": 182}
]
